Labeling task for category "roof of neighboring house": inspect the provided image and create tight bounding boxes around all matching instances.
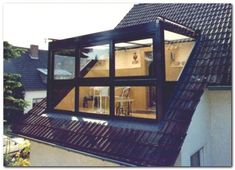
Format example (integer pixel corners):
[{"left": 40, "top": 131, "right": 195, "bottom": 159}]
[
  {"left": 12, "top": 3, "right": 232, "bottom": 167},
  {"left": 4, "top": 48, "right": 48, "bottom": 91}
]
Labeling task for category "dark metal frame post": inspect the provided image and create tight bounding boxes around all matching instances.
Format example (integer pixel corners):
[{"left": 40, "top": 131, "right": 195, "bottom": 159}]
[
  {"left": 109, "top": 41, "right": 115, "bottom": 117},
  {"left": 154, "top": 20, "right": 165, "bottom": 120},
  {"left": 46, "top": 43, "right": 54, "bottom": 112},
  {"left": 46, "top": 45, "right": 51, "bottom": 111},
  {"left": 75, "top": 46, "right": 80, "bottom": 114}
]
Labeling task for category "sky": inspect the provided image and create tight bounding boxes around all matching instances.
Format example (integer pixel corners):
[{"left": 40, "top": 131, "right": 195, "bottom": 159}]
[{"left": 3, "top": 3, "right": 134, "bottom": 50}]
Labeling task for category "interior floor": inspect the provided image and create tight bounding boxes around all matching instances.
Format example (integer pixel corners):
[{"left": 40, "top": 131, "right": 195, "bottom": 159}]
[{"left": 79, "top": 107, "right": 156, "bottom": 119}]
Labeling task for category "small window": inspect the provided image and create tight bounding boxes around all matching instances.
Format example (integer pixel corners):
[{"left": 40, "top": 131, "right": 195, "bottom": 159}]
[
  {"left": 80, "top": 44, "right": 109, "bottom": 78},
  {"left": 32, "top": 98, "right": 43, "bottom": 107},
  {"left": 54, "top": 49, "right": 75, "bottom": 80},
  {"left": 190, "top": 148, "right": 204, "bottom": 167},
  {"left": 115, "top": 38, "right": 153, "bottom": 77}
]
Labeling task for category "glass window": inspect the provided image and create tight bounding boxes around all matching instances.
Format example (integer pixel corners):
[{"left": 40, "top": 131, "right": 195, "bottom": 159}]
[
  {"left": 114, "top": 86, "right": 156, "bottom": 119},
  {"left": 53, "top": 85, "right": 75, "bottom": 112},
  {"left": 32, "top": 98, "right": 43, "bottom": 107},
  {"left": 190, "top": 148, "right": 204, "bottom": 167},
  {"left": 79, "top": 86, "right": 109, "bottom": 115},
  {"left": 54, "top": 49, "right": 75, "bottom": 80},
  {"left": 115, "top": 38, "right": 153, "bottom": 77},
  {"left": 80, "top": 44, "right": 109, "bottom": 78},
  {"left": 164, "top": 31, "right": 195, "bottom": 81}
]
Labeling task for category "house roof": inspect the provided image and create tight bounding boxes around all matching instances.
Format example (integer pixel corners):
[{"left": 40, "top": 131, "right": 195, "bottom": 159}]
[
  {"left": 13, "top": 99, "right": 175, "bottom": 166},
  {"left": 117, "top": 3, "right": 232, "bottom": 86},
  {"left": 12, "top": 3, "right": 232, "bottom": 167},
  {"left": 4, "top": 48, "right": 48, "bottom": 91}
]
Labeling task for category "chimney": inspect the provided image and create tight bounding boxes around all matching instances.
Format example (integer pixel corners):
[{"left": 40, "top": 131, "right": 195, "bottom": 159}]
[{"left": 29, "top": 45, "right": 39, "bottom": 59}]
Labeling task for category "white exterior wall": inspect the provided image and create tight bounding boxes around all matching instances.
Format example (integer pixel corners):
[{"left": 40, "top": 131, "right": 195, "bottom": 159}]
[
  {"left": 24, "top": 90, "right": 47, "bottom": 113},
  {"left": 207, "top": 90, "right": 232, "bottom": 166},
  {"left": 30, "top": 141, "right": 120, "bottom": 166},
  {"left": 177, "top": 89, "right": 231, "bottom": 166}
]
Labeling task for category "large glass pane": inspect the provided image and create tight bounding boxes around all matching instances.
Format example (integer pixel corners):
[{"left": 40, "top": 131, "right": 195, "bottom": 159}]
[
  {"left": 52, "top": 83, "right": 75, "bottom": 111},
  {"left": 115, "top": 38, "right": 153, "bottom": 77},
  {"left": 114, "top": 86, "right": 156, "bottom": 119},
  {"left": 79, "top": 86, "right": 109, "bottom": 115},
  {"left": 80, "top": 44, "right": 109, "bottom": 78},
  {"left": 164, "top": 31, "right": 195, "bottom": 81},
  {"left": 54, "top": 49, "right": 75, "bottom": 79}
]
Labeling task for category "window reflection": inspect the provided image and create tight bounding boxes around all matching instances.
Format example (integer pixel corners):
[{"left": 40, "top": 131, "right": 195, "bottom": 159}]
[
  {"left": 54, "top": 49, "right": 75, "bottom": 80},
  {"left": 80, "top": 44, "right": 109, "bottom": 78}
]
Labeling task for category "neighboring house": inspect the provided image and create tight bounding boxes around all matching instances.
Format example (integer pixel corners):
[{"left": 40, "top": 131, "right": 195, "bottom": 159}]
[
  {"left": 12, "top": 3, "right": 231, "bottom": 167},
  {"left": 4, "top": 45, "right": 48, "bottom": 113},
  {"left": 175, "top": 87, "right": 231, "bottom": 166}
]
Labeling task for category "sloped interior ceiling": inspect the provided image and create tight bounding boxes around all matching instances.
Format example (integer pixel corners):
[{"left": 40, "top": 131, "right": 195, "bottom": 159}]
[
  {"left": 55, "top": 88, "right": 75, "bottom": 111},
  {"left": 52, "top": 84, "right": 74, "bottom": 110}
]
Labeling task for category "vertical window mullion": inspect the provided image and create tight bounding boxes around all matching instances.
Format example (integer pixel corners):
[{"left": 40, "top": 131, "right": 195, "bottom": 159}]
[
  {"left": 75, "top": 46, "right": 80, "bottom": 114},
  {"left": 46, "top": 49, "right": 54, "bottom": 112},
  {"left": 109, "top": 41, "right": 115, "bottom": 116},
  {"left": 154, "top": 20, "right": 165, "bottom": 120}
]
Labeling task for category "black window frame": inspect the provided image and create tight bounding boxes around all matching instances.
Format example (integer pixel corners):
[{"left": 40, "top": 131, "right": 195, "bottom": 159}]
[
  {"left": 47, "top": 45, "right": 77, "bottom": 113},
  {"left": 47, "top": 18, "right": 198, "bottom": 122}
]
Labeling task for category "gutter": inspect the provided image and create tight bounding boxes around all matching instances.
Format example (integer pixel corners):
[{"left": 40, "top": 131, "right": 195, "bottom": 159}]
[
  {"left": 16, "top": 134, "right": 136, "bottom": 167},
  {"left": 25, "top": 89, "right": 47, "bottom": 92},
  {"left": 207, "top": 85, "right": 232, "bottom": 91}
]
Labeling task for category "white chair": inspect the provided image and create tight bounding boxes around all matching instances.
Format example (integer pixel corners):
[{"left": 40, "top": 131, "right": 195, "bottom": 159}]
[
  {"left": 92, "top": 87, "right": 109, "bottom": 113},
  {"left": 115, "top": 87, "right": 133, "bottom": 116}
]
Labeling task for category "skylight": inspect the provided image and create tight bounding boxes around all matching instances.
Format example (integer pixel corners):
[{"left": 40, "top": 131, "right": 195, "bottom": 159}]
[
  {"left": 164, "top": 30, "right": 189, "bottom": 41},
  {"left": 115, "top": 38, "right": 152, "bottom": 48}
]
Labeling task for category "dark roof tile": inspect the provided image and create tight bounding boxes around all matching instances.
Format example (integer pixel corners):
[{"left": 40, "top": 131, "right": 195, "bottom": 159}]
[
  {"left": 117, "top": 3, "right": 231, "bottom": 85},
  {"left": 4, "top": 49, "right": 48, "bottom": 91}
]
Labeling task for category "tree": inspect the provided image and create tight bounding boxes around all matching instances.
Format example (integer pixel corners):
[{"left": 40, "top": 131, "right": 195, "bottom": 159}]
[{"left": 4, "top": 41, "right": 28, "bottom": 122}]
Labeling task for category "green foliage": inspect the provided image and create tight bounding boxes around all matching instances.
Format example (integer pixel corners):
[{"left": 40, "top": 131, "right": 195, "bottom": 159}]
[
  {"left": 4, "top": 41, "right": 26, "bottom": 60},
  {"left": 4, "top": 41, "right": 28, "bottom": 122},
  {"left": 13, "top": 157, "right": 30, "bottom": 167},
  {"left": 13, "top": 140, "right": 30, "bottom": 166},
  {"left": 4, "top": 140, "right": 30, "bottom": 167},
  {"left": 4, "top": 73, "right": 28, "bottom": 111}
]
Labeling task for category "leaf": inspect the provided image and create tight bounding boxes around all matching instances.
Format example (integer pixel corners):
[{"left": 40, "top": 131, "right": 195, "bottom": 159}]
[{"left": 4, "top": 41, "right": 26, "bottom": 60}]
